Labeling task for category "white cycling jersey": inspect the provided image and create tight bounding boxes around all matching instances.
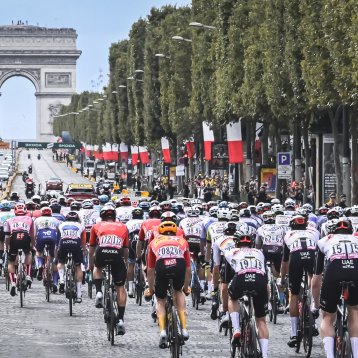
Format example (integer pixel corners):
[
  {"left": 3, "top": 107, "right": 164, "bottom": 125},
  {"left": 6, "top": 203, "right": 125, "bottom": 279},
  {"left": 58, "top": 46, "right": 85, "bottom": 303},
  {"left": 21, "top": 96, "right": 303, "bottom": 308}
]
[
  {"left": 318, "top": 234, "right": 358, "bottom": 261},
  {"left": 212, "top": 234, "right": 235, "bottom": 266},
  {"left": 206, "top": 221, "right": 227, "bottom": 244},
  {"left": 224, "top": 247, "right": 266, "bottom": 276},
  {"left": 116, "top": 207, "right": 134, "bottom": 223},
  {"left": 179, "top": 217, "right": 205, "bottom": 240},
  {"left": 79, "top": 208, "right": 100, "bottom": 230},
  {"left": 256, "top": 224, "right": 285, "bottom": 247},
  {"left": 126, "top": 219, "right": 143, "bottom": 235},
  {"left": 283, "top": 229, "right": 320, "bottom": 253}
]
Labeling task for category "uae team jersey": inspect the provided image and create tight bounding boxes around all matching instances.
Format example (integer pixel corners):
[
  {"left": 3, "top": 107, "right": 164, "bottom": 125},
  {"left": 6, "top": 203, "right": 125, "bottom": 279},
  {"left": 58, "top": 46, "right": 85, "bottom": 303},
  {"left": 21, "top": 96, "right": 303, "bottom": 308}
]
[
  {"left": 90, "top": 221, "right": 129, "bottom": 250},
  {"left": 147, "top": 234, "right": 190, "bottom": 269},
  {"left": 318, "top": 234, "right": 358, "bottom": 261}
]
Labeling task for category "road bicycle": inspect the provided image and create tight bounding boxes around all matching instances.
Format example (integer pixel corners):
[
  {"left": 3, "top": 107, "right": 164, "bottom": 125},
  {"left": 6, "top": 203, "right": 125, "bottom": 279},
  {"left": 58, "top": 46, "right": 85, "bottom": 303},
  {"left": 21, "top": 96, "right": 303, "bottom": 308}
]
[
  {"left": 134, "top": 261, "right": 145, "bottom": 306},
  {"left": 65, "top": 252, "right": 76, "bottom": 316},
  {"left": 84, "top": 246, "right": 93, "bottom": 299},
  {"left": 102, "top": 264, "right": 119, "bottom": 346},
  {"left": 190, "top": 258, "right": 201, "bottom": 310},
  {"left": 43, "top": 243, "right": 53, "bottom": 302},
  {"left": 267, "top": 262, "right": 280, "bottom": 324},
  {"left": 335, "top": 281, "right": 354, "bottom": 358},
  {"left": 165, "top": 279, "right": 184, "bottom": 358},
  {"left": 17, "top": 249, "right": 27, "bottom": 308},
  {"left": 3, "top": 251, "right": 9, "bottom": 291},
  {"left": 295, "top": 269, "right": 314, "bottom": 357}
]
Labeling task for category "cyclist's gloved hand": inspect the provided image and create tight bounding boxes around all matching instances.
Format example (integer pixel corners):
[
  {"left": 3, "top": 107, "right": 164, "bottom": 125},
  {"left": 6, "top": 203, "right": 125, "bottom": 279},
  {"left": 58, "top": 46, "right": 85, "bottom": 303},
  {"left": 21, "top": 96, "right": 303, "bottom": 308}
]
[
  {"left": 183, "top": 287, "right": 191, "bottom": 296},
  {"left": 144, "top": 287, "right": 154, "bottom": 302}
]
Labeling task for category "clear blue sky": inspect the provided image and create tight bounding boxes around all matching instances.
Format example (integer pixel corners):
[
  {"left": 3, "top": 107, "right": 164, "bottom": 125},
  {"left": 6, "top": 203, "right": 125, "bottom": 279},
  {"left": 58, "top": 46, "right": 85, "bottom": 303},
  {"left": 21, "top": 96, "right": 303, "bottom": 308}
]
[{"left": 0, "top": 0, "right": 191, "bottom": 140}]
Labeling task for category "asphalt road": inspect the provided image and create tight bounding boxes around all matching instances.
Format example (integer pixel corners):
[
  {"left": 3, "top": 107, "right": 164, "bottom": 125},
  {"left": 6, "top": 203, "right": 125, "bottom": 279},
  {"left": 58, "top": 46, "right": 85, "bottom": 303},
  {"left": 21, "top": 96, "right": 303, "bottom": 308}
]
[{"left": 0, "top": 149, "right": 325, "bottom": 358}]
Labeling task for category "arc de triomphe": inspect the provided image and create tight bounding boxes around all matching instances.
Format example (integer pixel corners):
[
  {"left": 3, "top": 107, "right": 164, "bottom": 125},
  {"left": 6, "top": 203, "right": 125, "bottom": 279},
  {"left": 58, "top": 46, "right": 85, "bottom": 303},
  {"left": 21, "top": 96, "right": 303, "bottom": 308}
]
[{"left": 0, "top": 25, "right": 81, "bottom": 140}]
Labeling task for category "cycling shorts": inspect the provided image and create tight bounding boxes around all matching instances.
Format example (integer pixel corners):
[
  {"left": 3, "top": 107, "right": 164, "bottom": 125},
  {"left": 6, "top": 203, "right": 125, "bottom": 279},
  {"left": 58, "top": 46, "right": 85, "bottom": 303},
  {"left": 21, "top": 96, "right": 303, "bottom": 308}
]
[
  {"left": 320, "top": 259, "right": 358, "bottom": 313},
  {"left": 228, "top": 273, "right": 268, "bottom": 318},
  {"left": 0, "top": 227, "right": 5, "bottom": 243},
  {"left": 288, "top": 250, "right": 315, "bottom": 295},
  {"left": 128, "top": 234, "right": 138, "bottom": 264},
  {"left": 94, "top": 247, "right": 127, "bottom": 286},
  {"left": 186, "top": 236, "right": 201, "bottom": 255},
  {"left": 262, "top": 250, "right": 282, "bottom": 274},
  {"left": 8, "top": 235, "right": 31, "bottom": 262},
  {"left": 154, "top": 258, "right": 186, "bottom": 299},
  {"left": 36, "top": 236, "right": 57, "bottom": 257},
  {"left": 58, "top": 240, "right": 83, "bottom": 266},
  {"left": 221, "top": 259, "right": 235, "bottom": 284}
]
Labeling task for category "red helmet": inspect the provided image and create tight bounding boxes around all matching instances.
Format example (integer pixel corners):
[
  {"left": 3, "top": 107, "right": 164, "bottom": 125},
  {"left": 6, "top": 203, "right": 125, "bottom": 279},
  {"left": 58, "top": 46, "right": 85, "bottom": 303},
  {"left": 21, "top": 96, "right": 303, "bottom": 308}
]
[
  {"left": 14, "top": 203, "right": 27, "bottom": 216},
  {"left": 40, "top": 207, "right": 52, "bottom": 217},
  {"left": 120, "top": 197, "right": 131, "bottom": 207}
]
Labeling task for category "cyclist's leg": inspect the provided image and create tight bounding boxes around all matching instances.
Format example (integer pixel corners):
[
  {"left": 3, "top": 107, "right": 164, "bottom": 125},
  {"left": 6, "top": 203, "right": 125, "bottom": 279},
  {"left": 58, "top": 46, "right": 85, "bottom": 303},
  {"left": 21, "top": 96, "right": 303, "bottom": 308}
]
[
  {"left": 7, "top": 238, "right": 18, "bottom": 296},
  {"left": 73, "top": 248, "right": 84, "bottom": 301},
  {"left": 127, "top": 238, "right": 136, "bottom": 296},
  {"left": 221, "top": 261, "right": 235, "bottom": 323},
  {"left": 57, "top": 247, "right": 66, "bottom": 293},
  {"left": 0, "top": 233, "right": 5, "bottom": 271},
  {"left": 172, "top": 259, "right": 187, "bottom": 335},
  {"left": 348, "top": 306, "right": 358, "bottom": 356},
  {"left": 35, "top": 236, "right": 45, "bottom": 280},
  {"left": 23, "top": 239, "right": 32, "bottom": 283},
  {"left": 228, "top": 274, "right": 243, "bottom": 342},
  {"left": 112, "top": 256, "right": 127, "bottom": 321}
]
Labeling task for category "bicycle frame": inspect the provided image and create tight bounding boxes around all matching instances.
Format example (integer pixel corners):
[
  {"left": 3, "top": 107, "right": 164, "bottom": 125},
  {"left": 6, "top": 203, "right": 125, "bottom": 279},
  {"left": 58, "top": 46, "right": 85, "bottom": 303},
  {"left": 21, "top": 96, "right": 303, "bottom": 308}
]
[
  {"left": 43, "top": 243, "right": 53, "bottom": 302},
  {"left": 65, "top": 252, "right": 76, "bottom": 316}
]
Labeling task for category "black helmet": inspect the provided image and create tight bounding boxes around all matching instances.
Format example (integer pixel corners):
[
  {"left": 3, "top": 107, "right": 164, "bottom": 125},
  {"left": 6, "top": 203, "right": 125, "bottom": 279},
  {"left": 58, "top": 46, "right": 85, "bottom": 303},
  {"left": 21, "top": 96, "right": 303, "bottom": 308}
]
[
  {"left": 132, "top": 207, "right": 143, "bottom": 220},
  {"left": 65, "top": 211, "right": 80, "bottom": 222},
  {"left": 100, "top": 205, "right": 116, "bottom": 221},
  {"left": 224, "top": 222, "right": 237, "bottom": 236},
  {"left": 332, "top": 218, "right": 353, "bottom": 235},
  {"left": 289, "top": 215, "right": 307, "bottom": 230},
  {"left": 50, "top": 202, "right": 62, "bottom": 214},
  {"left": 40, "top": 200, "right": 49, "bottom": 209},
  {"left": 149, "top": 205, "right": 161, "bottom": 219},
  {"left": 70, "top": 201, "right": 81, "bottom": 211}
]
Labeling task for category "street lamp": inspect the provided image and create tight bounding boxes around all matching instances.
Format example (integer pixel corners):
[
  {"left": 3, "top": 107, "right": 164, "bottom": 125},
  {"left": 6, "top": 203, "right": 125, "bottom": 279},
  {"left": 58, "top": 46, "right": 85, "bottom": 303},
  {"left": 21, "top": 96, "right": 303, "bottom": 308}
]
[
  {"left": 118, "top": 85, "right": 127, "bottom": 88},
  {"left": 172, "top": 35, "right": 192, "bottom": 43},
  {"left": 111, "top": 91, "right": 118, "bottom": 94},
  {"left": 189, "top": 21, "right": 216, "bottom": 30},
  {"left": 155, "top": 53, "right": 171, "bottom": 59},
  {"left": 134, "top": 69, "right": 144, "bottom": 74}
]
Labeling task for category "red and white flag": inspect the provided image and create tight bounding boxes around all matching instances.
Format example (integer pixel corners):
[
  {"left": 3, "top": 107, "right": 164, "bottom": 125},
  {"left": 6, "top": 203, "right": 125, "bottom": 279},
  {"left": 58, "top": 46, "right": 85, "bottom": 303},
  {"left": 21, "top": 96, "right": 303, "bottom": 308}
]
[
  {"left": 255, "top": 122, "right": 262, "bottom": 163},
  {"left": 161, "top": 137, "right": 171, "bottom": 163},
  {"left": 202, "top": 122, "right": 214, "bottom": 161},
  {"left": 85, "top": 144, "right": 93, "bottom": 158},
  {"left": 120, "top": 142, "right": 128, "bottom": 161},
  {"left": 102, "top": 142, "right": 112, "bottom": 160},
  {"left": 226, "top": 121, "right": 244, "bottom": 163},
  {"left": 185, "top": 137, "right": 195, "bottom": 158},
  {"left": 111, "top": 143, "right": 119, "bottom": 161},
  {"left": 139, "top": 146, "right": 150, "bottom": 164},
  {"left": 131, "top": 145, "right": 139, "bottom": 165}
]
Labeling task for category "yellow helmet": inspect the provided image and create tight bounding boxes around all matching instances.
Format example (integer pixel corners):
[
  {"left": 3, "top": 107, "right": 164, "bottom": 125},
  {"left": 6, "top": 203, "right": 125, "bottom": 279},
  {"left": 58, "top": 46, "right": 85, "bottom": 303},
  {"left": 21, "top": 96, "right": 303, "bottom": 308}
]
[{"left": 158, "top": 221, "right": 177, "bottom": 235}]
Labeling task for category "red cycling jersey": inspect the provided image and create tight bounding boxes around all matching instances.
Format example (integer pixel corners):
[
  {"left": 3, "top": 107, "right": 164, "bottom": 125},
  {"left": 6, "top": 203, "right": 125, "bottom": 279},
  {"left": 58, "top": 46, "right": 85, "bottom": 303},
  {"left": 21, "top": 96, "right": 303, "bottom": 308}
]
[
  {"left": 90, "top": 221, "right": 129, "bottom": 250},
  {"left": 147, "top": 234, "right": 190, "bottom": 269},
  {"left": 138, "top": 219, "right": 161, "bottom": 242}
]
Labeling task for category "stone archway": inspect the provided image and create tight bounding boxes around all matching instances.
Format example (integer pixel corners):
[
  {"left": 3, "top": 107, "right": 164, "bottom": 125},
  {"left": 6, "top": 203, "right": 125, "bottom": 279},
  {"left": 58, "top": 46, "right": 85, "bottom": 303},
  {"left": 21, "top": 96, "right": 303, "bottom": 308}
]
[{"left": 0, "top": 25, "right": 81, "bottom": 140}]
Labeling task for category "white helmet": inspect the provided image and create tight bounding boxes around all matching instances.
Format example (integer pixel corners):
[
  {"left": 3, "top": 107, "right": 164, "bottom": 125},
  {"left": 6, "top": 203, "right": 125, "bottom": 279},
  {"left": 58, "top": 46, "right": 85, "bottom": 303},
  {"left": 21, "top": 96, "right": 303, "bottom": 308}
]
[
  {"left": 272, "top": 204, "right": 285, "bottom": 215},
  {"left": 284, "top": 198, "right": 295, "bottom": 209},
  {"left": 209, "top": 206, "right": 218, "bottom": 218},
  {"left": 186, "top": 207, "right": 200, "bottom": 217},
  {"left": 271, "top": 198, "right": 281, "bottom": 205},
  {"left": 217, "top": 207, "right": 231, "bottom": 220}
]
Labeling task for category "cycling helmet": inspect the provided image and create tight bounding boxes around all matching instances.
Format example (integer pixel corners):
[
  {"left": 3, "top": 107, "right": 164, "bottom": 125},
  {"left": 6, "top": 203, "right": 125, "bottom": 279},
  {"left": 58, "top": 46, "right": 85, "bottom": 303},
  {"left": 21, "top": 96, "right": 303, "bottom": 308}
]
[
  {"left": 207, "top": 201, "right": 216, "bottom": 209},
  {"left": 32, "top": 195, "right": 41, "bottom": 204},
  {"left": 331, "top": 217, "right": 353, "bottom": 235},
  {"left": 302, "top": 203, "right": 313, "bottom": 214},
  {"left": 217, "top": 207, "right": 231, "bottom": 221},
  {"left": 106, "top": 202, "right": 116, "bottom": 209},
  {"left": 139, "top": 201, "right": 151, "bottom": 212},
  {"left": 150, "top": 200, "right": 160, "bottom": 207},
  {"left": 334, "top": 206, "right": 345, "bottom": 217},
  {"left": 262, "top": 211, "right": 275, "bottom": 224},
  {"left": 262, "top": 203, "right": 272, "bottom": 212},
  {"left": 271, "top": 198, "right": 281, "bottom": 205},
  {"left": 327, "top": 208, "right": 341, "bottom": 220},
  {"left": 14, "top": 203, "right": 27, "bottom": 216},
  {"left": 10, "top": 192, "right": 19, "bottom": 201},
  {"left": 99, "top": 194, "right": 109, "bottom": 204},
  {"left": 209, "top": 206, "right": 218, "bottom": 218},
  {"left": 228, "top": 203, "right": 240, "bottom": 210},
  {"left": 169, "top": 199, "right": 178, "bottom": 205},
  {"left": 176, "top": 203, "right": 184, "bottom": 213},
  {"left": 25, "top": 201, "right": 37, "bottom": 211},
  {"left": 50, "top": 202, "right": 62, "bottom": 213},
  {"left": 272, "top": 204, "right": 284, "bottom": 216},
  {"left": 160, "top": 211, "right": 177, "bottom": 224},
  {"left": 218, "top": 201, "right": 229, "bottom": 208},
  {"left": 100, "top": 205, "right": 116, "bottom": 221},
  {"left": 132, "top": 208, "right": 144, "bottom": 220},
  {"left": 91, "top": 197, "right": 100, "bottom": 206},
  {"left": 248, "top": 205, "right": 257, "bottom": 215},
  {"left": 158, "top": 221, "right": 177, "bottom": 235},
  {"left": 70, "top": 201, "right": 81, "bottom": 211},
  {"left": 149, "top": 205, "right": 162, "bottom": 219},
  {"left": 82, "top": 200, "right": 94, "bottom": 209},
  {"left": 289, "top": 215, "right": 307, "bottom": 230},
  {"left": 191, "top": 198, "right": 202, "bottom": 206},
  {"left": 40, "top": 207, "right": 52, "bottom": 216},
  {"left": 120, "top": 197, "right": 131, "bottom": 207},
  {"left": 233, "top": 226, "right": 256, "bottom": 247},
  {"left": 171, "top": 204, "right": 180, "bottom": 214},
  {"left": 65, "top": 211, "right": 80, "bottom": 222},
  {"left": 224, "top": 221, "right": 237, "bottom": 236},
  {"left": 318, "top": 206, "right": 329, "bottom": 216},
  {"left": 284, "top": 198, "right": 296, "bottom": 209},
  {"left": 350, "top": 205, "right": 358, "bottom": 217},
  {"left": 58, "top": 196, "right": 66, "bottom": 206},
  {"left": 295, "top": 208, "right": 309, "bottom": 218},
  {"left": 239, "top": 208, "right": 251, "bottom": 218},
  {"left": 67, "top": 198, "right": 75, "bottom": 206},
  {"left": 238, "top": 202, "right": 249, "bottom": 210},
  {"left": 0, "top": 200, "right": 12, "bottom": 211},
  {"left": 40, "top": 201, "right": 49, "bottom": 209},
  {"left": 230, "top": 209, "right": 240, "bottom": 221},
  {"left": 160, "top": 201, "right": 172, "bottom": 212},
  {"left": 186, "top": 207, "right": 200, "bottom": 217}
]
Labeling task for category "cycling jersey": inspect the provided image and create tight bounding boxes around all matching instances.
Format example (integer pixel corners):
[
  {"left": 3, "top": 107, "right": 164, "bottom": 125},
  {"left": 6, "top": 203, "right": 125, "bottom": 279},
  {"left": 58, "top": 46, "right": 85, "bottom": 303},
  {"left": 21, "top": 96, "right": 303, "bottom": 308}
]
[
  {"left": 52, "top": 213, "right": 66, "bottom": 222},
  {"left": 90, "top": 221, "right": 129, "bottom": 250},
  {"left": 0, "top": 211, "right": 15, "bottom": 243},
  {"left": 116, "top": 207, "right": 134, "bottom": 223},
  {"left": 238, "top": 217, "right": 259, "bottom": 229},
  {"left": 256, "top": 224, "right": 285, "bottom": 253},
  {"left": 316, "top": 215, "right": 327, "bottom": 231},
  {"left": 206, "top": 221, "right": 227, "bottom": 244},
  {"left": 212, "top": 235, "right": 236, "bottom": 266},
  {"left": 34, "top": 216, "right": 61, "bottom": 256},
  {"left": 79, "top": 208, "right": 100, "bottom": 232},
  {"left": 179, "top": 217, "right": 205, "bottom": 240},
  {"left": 126, "top": 219, "right": 143, "bottom": 236},
  {"left": 138, "top": 219, "right": 161, "bottom": 242},
  {"left": 126, "top": 218, "right": 143, "bottom": 264},
  {"left": 283, "top": 229, "right": 320, "bottom": 260}
]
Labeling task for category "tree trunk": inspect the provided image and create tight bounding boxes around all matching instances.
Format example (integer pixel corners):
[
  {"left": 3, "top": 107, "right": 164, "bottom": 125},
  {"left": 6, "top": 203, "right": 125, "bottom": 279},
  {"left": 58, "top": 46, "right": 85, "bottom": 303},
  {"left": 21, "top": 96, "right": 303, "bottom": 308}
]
[
  {"left": 328, "top": 107, "right": 343, "bottom": 196},
  {"left": 351, "top": 110, "right": 358, "bottom": 204},
  {"left": 251, "top": 121, "right": 257, "bottom": 178},
  {"left": 274, "top": 120, "right": 283, "bottom": 199},
  {"left": 302, "top": 113, "right": 310, "bottom": 204}
]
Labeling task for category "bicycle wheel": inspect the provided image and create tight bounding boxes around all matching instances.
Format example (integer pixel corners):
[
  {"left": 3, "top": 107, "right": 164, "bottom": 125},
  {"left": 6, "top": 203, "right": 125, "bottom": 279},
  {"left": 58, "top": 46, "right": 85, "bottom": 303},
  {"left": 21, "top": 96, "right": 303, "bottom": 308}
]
[
  {"left": 249, "top": 318, "right": 259, "bottom": 358},
  {"left": 107, "top": 290, "right": 115, "bottom": 346},
  {"left": 67, "top": 268, "right": 73, "bottom": 316},
  {"left": 272, "top": 287, "right": 278, "bottom": 325},
  {"left": 342, "top": 331, "right": 352, "bottom": 358},
  {"left": 170, "top": 306, "right": 180, "bottom": 358},
  {"left": 45, "top": 265, "right": 51, "bottom": 303},
  {"left": 228, "top": 320, "right": 237, "bottom": 358},
  {"left": 302, "top": 299, "right": 313, "bottom": 357},
  {"left": 19, "top": 269, "right": 24, "bottom": 308},
  {"left": 295, "top": 315, "right": 302, "bottom": 353},
  {"left": 88, "top": 271, "right": 93, "bottom": 299}
]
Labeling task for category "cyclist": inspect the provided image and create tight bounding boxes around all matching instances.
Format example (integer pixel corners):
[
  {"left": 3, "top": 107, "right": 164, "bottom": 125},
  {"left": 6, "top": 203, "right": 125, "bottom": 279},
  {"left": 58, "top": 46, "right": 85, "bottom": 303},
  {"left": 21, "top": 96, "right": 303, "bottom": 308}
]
[
  {"left": 116, "top": 197, "right": 133, "bottom": 223},
  {"left": 227, "top": 226, "right": 269, "bottom": 358},
  {"left": 34, "top": 207, "right": 61, "bottom": 291},
  {"left": 89, "top": 205, "right": 129, "bottom": 335},
  {"left": 4, "top": 203, "right": 35, "bottom": 296},
  {"left": 50, "top": 201, "right": 66, "bottom": 222},
  {"left": 312, "top": 217, "right": 358, "bottom": 358},
  {"left": 316, "top": 206, "right": 329, "bottom": 231},
  {"left": 0, "top": 201, "right": 15, "bottom": 273},
  {"left": 78, "top": 200, "right": 99, "bottom": 242},
  {"left": 126, "top": 207, "right": 144, "bottom": 297},
  {"left": 238, "top": 208, "right": 260, "bottom": 229},
  {"left": 321, "top": 207, "right": 341, "bottom": 237},
  {"left": 145, "top": 221, "right": 191, "bottom": 347},
  {"left": 57, "top": 211, "right": 86, "bottom": 302},
  {"left": 280, "top": 215, "right": 320, "bottom": 348},
  {"left": 283, "top": 198, "right": 296, "bottom": 215}
]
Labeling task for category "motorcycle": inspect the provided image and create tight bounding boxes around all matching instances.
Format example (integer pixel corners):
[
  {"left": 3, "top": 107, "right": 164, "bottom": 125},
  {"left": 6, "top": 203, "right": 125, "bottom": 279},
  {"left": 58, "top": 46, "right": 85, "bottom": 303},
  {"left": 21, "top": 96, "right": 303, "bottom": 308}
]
[
  {"left": 37, "top": 154, "right": 41, "bottom": 160},
  {"left": 28, "top": 154, "right": 31, "bottom": 159},
  {"left": 28, "top": 165, "right": 32, "bottom": 174}
]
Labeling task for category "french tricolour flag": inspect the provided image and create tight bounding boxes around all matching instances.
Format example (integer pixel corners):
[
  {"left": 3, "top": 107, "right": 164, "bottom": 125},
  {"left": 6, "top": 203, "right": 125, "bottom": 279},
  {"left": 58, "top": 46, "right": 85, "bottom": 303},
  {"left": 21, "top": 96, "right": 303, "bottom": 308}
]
[
  {"left": 120, "top": 143, "right": 128, "bottom": 161},
  {"left": 161, "top": 137, "right": 171, "bottom": 164},
  {"left": 202, "top": 122, "right": 214, "bottom": 161},
  {"left": 111, "top": 143, "right": 119, "bottom": 161},
  {"left": 139, "top": 146, "right": 150, "bottom": 164},
  {"left": 226, "top": 121, "right": 244, "bottom": 163},
  {"left": 131, "top": 146, "right": 139, "bottom": 165},
  {"left": 102, "top": 143, "right": 112, "bottom": 160}
]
